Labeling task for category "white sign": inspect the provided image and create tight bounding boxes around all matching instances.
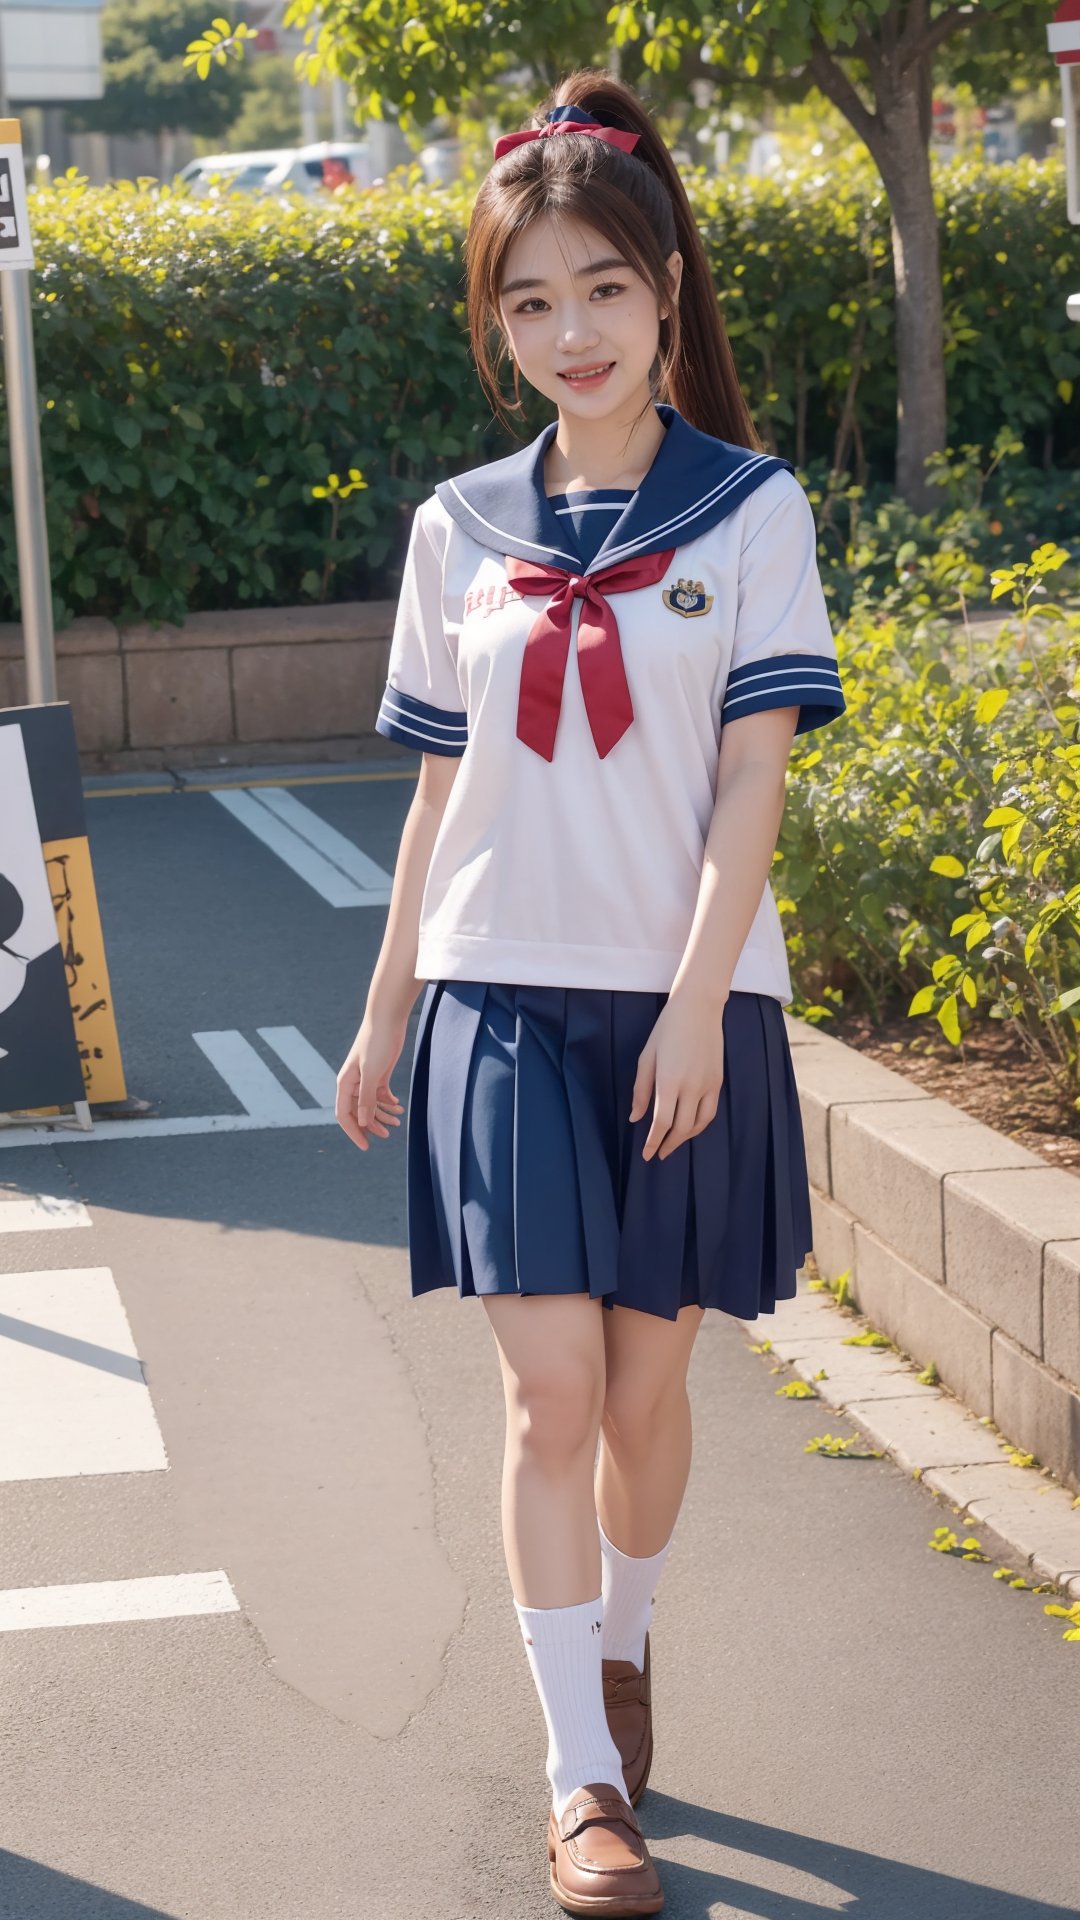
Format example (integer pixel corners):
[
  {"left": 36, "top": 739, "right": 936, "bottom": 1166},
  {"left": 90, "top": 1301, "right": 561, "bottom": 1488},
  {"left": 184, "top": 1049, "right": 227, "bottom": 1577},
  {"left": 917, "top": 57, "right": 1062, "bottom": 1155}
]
[
  {"left": 0, "top": 4, "right": 104, "bottom": 104},
  {"left": 0, "top": 131, "right": 33, "bottom": 272}
]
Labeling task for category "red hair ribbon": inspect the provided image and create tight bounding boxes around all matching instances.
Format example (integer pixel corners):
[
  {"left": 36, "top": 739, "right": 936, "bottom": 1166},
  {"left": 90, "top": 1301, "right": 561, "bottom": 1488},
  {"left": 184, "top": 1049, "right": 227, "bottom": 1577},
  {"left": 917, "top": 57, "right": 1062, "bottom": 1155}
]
[
  {"left": 506, "top": 548, "right": 676, "bottom": 760},
  {"left": 493, "top": 119, "right": 641, "bottom": 161}
]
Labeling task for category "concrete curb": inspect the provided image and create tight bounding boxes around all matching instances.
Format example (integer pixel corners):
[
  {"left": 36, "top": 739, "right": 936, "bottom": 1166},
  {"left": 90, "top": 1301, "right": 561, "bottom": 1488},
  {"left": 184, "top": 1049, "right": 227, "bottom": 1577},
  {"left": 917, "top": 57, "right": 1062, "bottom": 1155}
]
[
  {"left": 783, "top": 1013, "right": 1080, "bottom": 1493},
  {"left": 737, "top": 1281, "right": 1080, "bottom": 1601}
]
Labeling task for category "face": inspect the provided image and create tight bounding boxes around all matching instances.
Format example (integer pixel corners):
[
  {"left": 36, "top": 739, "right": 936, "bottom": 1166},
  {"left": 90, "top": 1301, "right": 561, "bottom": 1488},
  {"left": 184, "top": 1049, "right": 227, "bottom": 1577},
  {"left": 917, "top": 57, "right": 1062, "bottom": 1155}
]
[{"left": 498, "top": 213, "right": 682, "bottom": 419}]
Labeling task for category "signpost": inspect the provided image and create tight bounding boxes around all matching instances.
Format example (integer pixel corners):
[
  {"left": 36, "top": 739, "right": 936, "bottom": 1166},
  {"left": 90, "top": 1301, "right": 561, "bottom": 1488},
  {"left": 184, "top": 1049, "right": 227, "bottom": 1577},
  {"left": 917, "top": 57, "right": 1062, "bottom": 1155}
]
[
  {"left": 0, "top": 117, "right": 56, "bottom": 702},
  {"left": 1048, "top": 0, "right": 1080, "bottom": 325}
]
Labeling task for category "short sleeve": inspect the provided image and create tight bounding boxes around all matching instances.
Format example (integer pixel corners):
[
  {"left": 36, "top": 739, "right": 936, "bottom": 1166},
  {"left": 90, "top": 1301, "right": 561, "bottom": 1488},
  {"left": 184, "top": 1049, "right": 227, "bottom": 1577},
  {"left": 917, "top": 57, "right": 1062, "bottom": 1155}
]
[
  {"left": 375, "top": 499, "right": 468, "bottom": 756},
  {"left": 720, "top": 470, "right": 846, "bottom": 737}
]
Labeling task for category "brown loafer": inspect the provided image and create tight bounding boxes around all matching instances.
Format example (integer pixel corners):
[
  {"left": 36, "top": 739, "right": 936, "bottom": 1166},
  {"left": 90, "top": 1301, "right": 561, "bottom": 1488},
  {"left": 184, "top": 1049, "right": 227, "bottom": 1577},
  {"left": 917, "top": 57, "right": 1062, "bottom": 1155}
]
[
  {"left": 602, "top": 1631, "right": 653, "bottom": 1807},
  {"left": 547, "top": 1782, "right": 664, "bottom": 1916}
]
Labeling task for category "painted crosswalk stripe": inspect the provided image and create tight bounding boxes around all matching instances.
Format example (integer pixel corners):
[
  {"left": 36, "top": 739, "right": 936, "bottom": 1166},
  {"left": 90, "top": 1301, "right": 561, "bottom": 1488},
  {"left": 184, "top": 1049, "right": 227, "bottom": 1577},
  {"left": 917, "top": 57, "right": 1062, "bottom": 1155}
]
[
  {"left": 210, "top": 788, "right": 390, "bottom": 907},
  {"left": 0, "top": 1109, "right": 336, "bottom": 1148},
  {"left": 0, "top": 1570, "right": 240, "bottom": 1634},
  {"left": 257, "top": 1025, "right": 338, "bottom": 1108},
  {"left": 254, "top": 787, "right": 393, "bottom": 897},
  {"left": 0, "top": 1195, "right": 91, "bottom": 1232},
  {"left": 193, "top": 1030, "right": 304, "bottom": 1119},
  {"left": 0, "top": 1267, "right": 168, "bottom": 1481}
]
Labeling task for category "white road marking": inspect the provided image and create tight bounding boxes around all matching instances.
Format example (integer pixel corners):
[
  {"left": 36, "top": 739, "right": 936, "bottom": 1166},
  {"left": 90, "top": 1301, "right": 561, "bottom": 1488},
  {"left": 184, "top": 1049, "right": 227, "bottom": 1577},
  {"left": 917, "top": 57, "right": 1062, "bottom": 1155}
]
[
  {"left": 0, "top": 1267, "right": 168, "bottom": 1481},
  {"left": 0, "top": 1109, "right": 336, "bottom": 1148},
  {"left": 0, "top": 1570, "right": 240, "bottom": 1634},
  {"left": 0, "top": 1195, "right": 91, "bottom": 1232},
  {"left": 210, "top": 788, "right": 389, "bottom": 907},
  {"left": 193, "top": 1029, "right": 303, "bottom": 1119},
  {"left": 254, "top": 787, "right": 393, "bottom": 898},
  {"left": 257, "top": 1026, "right": 338, "bottom": 1108}
]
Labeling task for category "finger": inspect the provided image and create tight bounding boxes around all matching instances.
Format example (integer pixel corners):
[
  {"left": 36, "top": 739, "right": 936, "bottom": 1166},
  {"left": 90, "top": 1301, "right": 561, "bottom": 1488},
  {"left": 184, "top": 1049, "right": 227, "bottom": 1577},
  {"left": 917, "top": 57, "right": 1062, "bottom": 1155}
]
[
  {"left": 688, "top": 1089, "right": 720, "bottom": 1140},
  {"left": 335, "top": 1090, "right": 369, "bottom": 1151},
  {"left": 642, "top": 1086, "right": 677, "bottom": 1161},
  {"left": 658, "top": 1088, "right": 710, "bottom": 1159},
  {"left": 629, "top": 1042, "right": 656, "bottom": 1123}
]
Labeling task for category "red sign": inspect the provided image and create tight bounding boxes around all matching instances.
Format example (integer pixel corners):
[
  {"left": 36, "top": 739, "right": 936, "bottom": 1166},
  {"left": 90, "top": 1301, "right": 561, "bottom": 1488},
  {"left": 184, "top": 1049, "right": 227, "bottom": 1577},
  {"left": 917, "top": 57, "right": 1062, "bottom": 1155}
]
[{"left": 1049, "top": 0, "right": 1080, "bottom": 64}]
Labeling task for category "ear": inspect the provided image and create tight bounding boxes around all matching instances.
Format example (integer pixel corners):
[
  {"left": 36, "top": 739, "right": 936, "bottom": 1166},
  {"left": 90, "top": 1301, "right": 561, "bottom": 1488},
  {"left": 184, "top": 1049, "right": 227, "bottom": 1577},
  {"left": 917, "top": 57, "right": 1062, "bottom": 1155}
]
[{"left": 659, "top": 249, "right": 684, "bottom": 323}]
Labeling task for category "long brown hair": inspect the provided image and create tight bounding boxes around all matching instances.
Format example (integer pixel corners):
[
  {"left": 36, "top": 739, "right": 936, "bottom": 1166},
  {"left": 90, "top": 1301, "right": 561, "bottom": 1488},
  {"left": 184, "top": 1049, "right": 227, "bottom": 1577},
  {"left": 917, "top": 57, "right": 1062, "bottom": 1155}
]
[{"left": 464, "top": 68, "right": 762, "bottom": 451}]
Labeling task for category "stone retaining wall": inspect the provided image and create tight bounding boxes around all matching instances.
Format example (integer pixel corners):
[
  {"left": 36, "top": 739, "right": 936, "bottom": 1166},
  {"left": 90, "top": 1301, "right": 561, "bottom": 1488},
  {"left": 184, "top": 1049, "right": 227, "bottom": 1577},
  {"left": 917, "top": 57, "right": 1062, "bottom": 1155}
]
[
  {"left": 786, "top": 1015, "right": 1080, "bottom": 1491},
  {"left": 0, "top": 604, "right": 396, "bottom": 763}
]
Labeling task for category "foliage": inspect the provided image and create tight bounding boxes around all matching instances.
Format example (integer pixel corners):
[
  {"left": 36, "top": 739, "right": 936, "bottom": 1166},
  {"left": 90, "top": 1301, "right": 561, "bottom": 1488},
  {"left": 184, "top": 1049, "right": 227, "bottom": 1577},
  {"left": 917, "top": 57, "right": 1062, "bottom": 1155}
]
[
  {"left": 70, "top": 0, "right": 252, "bottom": 141},
  {"left": 779, "top": 489, "right": 1080, "bottom": 1123},
  {"left": 8, "top": 156, "right": 1078, "bottom": 632},
  {"left": 273, "top": 0, "right": 1052, "bottom": 129}
]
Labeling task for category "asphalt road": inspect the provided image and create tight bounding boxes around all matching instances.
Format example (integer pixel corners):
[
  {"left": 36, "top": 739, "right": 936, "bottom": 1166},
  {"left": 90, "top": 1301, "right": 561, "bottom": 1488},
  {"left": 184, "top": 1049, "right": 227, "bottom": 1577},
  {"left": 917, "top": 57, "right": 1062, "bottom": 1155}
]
[{"left": 1, "top": 758, "right": 1078, "bottom": 1920}]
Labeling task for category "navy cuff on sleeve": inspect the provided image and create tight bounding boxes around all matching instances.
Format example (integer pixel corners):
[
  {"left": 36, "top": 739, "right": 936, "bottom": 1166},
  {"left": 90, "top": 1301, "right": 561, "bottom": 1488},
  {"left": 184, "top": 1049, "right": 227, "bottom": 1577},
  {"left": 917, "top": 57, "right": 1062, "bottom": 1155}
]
[
  {"left": 720, "top": 652, "right": 846, "bottom": 736},
  {"left": 375, "top": 684, "right": 468, "bottom": 756}
]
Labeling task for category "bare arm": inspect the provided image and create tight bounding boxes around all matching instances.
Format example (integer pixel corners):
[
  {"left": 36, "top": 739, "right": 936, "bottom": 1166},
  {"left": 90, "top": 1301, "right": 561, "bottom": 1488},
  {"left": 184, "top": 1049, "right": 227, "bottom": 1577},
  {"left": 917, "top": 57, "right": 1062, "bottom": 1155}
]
[
  {"left": 336, "top": 751, "right": 461, "bottom": 1150},
  {"left": 630, "top": 705, "right": 799, "bottom": 1160}
]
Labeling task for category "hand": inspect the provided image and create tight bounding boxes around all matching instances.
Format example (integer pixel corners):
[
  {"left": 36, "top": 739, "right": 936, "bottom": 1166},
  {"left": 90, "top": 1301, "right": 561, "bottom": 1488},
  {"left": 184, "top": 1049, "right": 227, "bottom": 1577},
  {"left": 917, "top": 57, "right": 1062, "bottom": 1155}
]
[
  {"left": 629, "top": 989, "right": 726, "bottom": 1162},
  {"left": 336, "top": 1011, "right": 408, "bottom": 1152}
]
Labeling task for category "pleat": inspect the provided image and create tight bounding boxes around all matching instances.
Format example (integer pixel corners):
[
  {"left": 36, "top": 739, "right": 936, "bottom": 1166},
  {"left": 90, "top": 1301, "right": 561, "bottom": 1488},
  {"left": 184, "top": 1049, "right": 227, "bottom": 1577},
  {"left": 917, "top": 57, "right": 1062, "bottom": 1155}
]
[
  {"left": 512, "top": 986, "right": 593, "bottom": 1296},
  {"left": 418, "top": 978, "right": 487, "bottom": 1296},
  {"left": 560, "top": 989, "right": 621, "bottom": 1302},
  {"left": 617, "top": 987, "right": 692, "bottom": 1321},
  {"left": 459, "top": 982, "right": 517, "bottom": 1296},
  {"left": 406, "top": 979, "right": 451, "bottom": 1297}
]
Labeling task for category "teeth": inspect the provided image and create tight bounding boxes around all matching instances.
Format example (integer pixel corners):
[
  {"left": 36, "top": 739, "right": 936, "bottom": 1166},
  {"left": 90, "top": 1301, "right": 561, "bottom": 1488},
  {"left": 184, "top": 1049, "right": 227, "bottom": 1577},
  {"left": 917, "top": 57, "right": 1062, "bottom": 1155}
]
[{"left": 564, "top": 366, "right": 610, "bottom": 380}]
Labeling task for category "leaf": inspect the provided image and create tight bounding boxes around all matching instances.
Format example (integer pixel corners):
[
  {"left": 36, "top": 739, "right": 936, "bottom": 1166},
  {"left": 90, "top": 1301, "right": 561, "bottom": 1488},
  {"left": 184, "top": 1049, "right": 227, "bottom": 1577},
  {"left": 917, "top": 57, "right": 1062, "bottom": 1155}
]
[
  {"left": 975, "top": 687, "right": 1009, "bottom": 725},
  {"left": 930, "top": 854, "right": 965, "bottom": 878},
  {"left": 937, "top": 993, "right": 961, "bottom": 1044}
]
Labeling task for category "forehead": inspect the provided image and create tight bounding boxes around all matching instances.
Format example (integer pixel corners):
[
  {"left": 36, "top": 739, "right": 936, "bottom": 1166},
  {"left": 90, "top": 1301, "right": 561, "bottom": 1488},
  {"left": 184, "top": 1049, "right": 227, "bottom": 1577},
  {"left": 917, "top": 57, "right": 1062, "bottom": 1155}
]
[{"left": 500, "top": 213, "right": 630, "bottom": 288}]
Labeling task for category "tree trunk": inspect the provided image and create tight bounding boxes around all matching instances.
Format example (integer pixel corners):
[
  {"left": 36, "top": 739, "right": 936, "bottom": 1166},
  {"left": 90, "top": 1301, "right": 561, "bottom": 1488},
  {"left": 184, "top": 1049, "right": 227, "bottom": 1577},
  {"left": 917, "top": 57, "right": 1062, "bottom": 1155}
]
[{"left": 867, "top": 68, "right": 947, "bottom": 511}]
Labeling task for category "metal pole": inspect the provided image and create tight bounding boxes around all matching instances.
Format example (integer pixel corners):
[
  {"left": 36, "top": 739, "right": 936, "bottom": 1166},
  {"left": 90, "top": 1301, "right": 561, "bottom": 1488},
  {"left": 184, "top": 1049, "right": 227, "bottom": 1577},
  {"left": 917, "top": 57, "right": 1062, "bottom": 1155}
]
[
  {"left": 1, "top": 268, "right": 56, "bottom": 703},
  {"left": 0, "top": 34, "right": 56, "bottom": 707}
]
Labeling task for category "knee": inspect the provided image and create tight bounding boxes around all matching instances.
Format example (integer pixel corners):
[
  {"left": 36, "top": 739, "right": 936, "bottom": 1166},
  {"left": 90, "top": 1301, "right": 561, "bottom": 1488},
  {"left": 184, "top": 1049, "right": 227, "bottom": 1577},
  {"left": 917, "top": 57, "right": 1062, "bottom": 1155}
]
[
  {"left": 601, "top": 1373, "right": 686, "bottom": 1457},
  {"left": 510, "top": 1354, "right": 604, "bottom": 1473}
]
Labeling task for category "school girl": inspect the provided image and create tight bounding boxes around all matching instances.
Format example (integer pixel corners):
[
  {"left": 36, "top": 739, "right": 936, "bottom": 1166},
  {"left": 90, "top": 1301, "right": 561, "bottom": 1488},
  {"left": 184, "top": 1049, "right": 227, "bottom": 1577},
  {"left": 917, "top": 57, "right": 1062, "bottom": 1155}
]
[{"left": 336, "top": 69, "right": 846, "bottom": 1918}]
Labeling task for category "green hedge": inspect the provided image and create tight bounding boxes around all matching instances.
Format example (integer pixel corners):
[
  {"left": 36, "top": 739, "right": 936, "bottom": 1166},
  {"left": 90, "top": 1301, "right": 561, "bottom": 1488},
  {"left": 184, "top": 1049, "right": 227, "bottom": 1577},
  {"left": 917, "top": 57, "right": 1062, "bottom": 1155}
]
[{"left": 4, "top": 153, "right": 1078, "bottom": 627}]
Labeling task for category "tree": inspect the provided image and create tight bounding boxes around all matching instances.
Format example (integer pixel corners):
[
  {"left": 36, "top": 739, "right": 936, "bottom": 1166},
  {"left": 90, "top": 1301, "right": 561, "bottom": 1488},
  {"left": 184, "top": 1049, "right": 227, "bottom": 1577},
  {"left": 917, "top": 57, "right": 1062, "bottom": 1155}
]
[
  {"left": 71, "top": 0, "right": 252, "bottom": 173},
  {"left": 281, "top": 0, "right": 1054, "bottom": 508}
]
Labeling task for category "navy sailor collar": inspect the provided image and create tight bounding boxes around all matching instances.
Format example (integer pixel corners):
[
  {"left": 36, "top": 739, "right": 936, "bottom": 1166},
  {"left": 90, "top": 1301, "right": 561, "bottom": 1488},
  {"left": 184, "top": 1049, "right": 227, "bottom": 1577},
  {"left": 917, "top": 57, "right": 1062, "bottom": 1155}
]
[{"left": 434, "top": 402, "right": 794, "bottom": 576}]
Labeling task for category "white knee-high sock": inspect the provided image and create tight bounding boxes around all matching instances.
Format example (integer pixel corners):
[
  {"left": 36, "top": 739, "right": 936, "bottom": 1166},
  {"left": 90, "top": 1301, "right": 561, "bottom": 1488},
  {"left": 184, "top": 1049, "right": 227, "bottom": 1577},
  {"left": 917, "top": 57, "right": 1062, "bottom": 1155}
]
[
  {"left": 598, "top": 1517, "right": 674, "bottom": 1670},
  {"left": 514, "top": 1594, "right": 627, "bottom": 1817}
]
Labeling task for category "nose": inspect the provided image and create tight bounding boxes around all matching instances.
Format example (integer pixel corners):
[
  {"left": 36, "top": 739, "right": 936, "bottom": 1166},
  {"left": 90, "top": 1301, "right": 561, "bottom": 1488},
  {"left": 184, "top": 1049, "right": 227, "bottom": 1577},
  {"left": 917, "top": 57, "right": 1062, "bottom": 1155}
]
[{"left": 557, "top": 301, "right": 601, "bottom": 354}]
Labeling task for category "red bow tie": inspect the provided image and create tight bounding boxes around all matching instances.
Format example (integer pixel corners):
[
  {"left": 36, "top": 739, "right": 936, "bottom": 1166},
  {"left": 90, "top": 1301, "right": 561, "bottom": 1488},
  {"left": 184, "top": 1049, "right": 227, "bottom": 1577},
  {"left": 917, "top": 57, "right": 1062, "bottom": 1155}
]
[{"left": 506, "top": 548, "right": 676, "bottom": 761}]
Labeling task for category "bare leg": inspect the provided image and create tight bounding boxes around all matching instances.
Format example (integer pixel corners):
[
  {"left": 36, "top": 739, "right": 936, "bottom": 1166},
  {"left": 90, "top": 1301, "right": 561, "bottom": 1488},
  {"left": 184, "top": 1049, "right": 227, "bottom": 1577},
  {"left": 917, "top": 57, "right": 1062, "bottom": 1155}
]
[
  {"left": 482, "top": 1293, "right": 608, "bottom": 1606},
  {"left": 596, "top": 1303, "right": 705, "bottom": 1555}
]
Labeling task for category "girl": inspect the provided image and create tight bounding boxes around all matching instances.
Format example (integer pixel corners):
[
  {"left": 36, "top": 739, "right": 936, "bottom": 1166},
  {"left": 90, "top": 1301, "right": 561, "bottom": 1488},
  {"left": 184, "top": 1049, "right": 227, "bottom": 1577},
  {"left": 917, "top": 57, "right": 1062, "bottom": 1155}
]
[{"left": 336, "top": 69, "right": 845, "bottom": 1918}]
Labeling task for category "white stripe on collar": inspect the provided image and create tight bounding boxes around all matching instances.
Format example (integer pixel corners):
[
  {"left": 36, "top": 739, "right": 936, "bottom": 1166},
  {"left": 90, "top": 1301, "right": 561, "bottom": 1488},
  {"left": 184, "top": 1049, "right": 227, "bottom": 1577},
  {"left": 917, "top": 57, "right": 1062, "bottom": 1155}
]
[
  {"left": 445, "top": 477, "right": 580, "bottom": 570},
  {"left": 585, "top": 453, "right": 773, "bottom": 571}
]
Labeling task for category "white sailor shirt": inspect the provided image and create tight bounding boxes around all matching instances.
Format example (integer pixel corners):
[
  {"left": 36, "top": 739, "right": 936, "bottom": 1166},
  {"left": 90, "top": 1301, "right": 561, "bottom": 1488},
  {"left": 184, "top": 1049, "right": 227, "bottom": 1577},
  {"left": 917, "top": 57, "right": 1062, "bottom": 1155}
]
[{"left": 375, "top": 403, "right": 846, "bottom": 1001}]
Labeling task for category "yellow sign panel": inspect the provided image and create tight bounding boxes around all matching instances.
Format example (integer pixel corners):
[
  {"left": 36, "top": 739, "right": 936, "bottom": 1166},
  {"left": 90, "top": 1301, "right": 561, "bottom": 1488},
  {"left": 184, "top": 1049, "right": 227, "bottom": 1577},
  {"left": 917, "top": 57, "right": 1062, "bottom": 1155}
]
[{"left": 44, "top": 834, "right": 127, "bottom": 1106}]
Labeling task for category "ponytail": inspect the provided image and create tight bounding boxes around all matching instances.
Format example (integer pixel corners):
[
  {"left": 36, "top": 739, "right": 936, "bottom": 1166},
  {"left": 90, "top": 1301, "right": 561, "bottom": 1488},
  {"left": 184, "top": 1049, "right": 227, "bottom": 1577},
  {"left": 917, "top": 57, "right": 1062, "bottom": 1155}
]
[{"left": 539, "top": 71, "right": 762, "bottom": 451}]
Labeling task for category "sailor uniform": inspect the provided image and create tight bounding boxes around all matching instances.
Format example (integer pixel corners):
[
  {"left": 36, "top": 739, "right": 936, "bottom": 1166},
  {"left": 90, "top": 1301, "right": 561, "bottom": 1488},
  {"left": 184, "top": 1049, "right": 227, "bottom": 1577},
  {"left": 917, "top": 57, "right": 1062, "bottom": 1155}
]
[{"left": 375, "top": 403, "right": 846, "bottom": 1320}]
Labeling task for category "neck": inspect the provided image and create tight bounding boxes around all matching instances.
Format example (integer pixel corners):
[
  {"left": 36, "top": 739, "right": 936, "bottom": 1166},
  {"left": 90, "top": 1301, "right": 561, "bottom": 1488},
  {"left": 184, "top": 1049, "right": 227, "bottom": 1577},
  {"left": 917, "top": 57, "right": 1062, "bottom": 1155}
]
[{"left": 544, "top": 391, "right": 667, "bottom": 494}]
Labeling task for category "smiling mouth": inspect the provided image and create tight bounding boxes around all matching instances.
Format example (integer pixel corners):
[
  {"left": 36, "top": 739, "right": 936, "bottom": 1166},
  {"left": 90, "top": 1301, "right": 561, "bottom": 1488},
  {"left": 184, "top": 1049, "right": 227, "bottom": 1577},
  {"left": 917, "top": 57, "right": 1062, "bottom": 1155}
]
[{"left": 558, "top": 363, "right": 615, "bottom": 383}]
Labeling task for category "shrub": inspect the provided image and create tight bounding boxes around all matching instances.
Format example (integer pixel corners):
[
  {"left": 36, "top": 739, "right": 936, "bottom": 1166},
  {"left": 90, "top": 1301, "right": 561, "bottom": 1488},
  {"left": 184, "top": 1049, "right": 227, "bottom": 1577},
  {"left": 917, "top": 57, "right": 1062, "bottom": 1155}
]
[{"left": 781, "top": 534, "right": 1080, "bottom": 1120}]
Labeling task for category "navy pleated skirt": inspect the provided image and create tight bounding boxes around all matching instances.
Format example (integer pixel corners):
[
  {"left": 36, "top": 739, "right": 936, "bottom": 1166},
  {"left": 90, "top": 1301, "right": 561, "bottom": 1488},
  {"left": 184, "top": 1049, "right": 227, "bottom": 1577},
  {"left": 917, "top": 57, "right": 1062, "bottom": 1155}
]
[{"left": 405, "top": 979, "right": 813, "bottom": 1324}]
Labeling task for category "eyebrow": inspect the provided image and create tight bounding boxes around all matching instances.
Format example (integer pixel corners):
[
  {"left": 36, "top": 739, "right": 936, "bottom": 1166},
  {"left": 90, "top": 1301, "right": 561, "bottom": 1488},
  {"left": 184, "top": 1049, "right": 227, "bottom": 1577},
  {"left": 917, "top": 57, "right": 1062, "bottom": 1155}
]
[{"left": 500, "top": 255, "right": 631, "bottom": 295}]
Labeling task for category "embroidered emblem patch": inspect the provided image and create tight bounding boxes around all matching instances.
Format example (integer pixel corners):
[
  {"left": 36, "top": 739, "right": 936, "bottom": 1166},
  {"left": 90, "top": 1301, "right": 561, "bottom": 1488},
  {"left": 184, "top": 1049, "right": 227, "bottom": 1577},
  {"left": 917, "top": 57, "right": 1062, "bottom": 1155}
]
[{"left": 662, "top": 578, "right": 714, "bottom": 618}]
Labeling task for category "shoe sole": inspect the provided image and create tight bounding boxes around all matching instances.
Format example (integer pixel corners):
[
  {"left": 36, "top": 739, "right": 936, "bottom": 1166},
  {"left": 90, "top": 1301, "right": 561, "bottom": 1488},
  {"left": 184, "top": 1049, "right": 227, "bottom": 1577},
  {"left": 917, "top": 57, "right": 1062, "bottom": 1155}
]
[{"left": 547, "top": 1863, "right": 664, "bottom": 1916}]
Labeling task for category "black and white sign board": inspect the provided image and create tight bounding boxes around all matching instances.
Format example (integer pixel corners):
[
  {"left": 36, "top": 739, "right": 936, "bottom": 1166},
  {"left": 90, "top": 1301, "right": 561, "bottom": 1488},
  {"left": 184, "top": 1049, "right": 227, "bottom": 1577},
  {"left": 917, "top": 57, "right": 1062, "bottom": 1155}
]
[
  {"left": 0, "top": 120, "right": 33, "bottom": 270},
  {"left": 0, "top": 722, "right": 85, "bottom": 1115}
]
